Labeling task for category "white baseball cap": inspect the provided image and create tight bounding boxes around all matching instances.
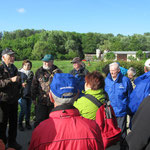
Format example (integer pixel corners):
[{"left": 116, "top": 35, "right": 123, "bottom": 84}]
[{"left": 145, "top": 59, "right": 150, "bottom": 67}]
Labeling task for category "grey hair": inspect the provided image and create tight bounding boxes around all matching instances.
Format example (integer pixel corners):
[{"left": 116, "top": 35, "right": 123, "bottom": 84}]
[
  {"left": 1, "top": 54, "right": 8, "bottom": 61},
  {"left": 127, "top": 67, "right": 136, "bottom": 76},
  {"left": 50, "top": 90, "right": 78, "bottom": 106},
  {"left": 109, "top": 62, "right": 120, "bottom": 70}
]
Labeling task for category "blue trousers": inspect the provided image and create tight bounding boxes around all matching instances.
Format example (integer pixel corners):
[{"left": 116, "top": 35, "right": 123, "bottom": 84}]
[{"left": 18, "top": 98, "right": 32, "bottom": 124}]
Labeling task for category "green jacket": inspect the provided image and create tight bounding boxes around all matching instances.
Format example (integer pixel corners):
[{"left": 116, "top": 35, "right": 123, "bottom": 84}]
[{"left": 73, "top": 89, "right": 105, "bottom": 120}]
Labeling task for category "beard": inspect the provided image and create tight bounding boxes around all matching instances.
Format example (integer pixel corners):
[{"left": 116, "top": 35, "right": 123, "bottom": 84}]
[{"left": 43, "top": 65, "right": 51, "bottom": 70}]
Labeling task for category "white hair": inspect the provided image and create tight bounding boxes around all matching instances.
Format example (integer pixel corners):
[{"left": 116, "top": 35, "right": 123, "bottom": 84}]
[
  {"left": 109, "top": 62, "right": 120, "bottom": 70},
  {"left": 127, "top": 67, "right": 136, "bottom": 76},
  {"left": 1, "top": 54, "right": 8, "bottom": 61}
]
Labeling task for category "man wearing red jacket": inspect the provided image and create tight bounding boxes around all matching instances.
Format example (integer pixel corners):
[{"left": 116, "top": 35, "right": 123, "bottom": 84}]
[{"left": 29, "top": 73, "right": 104, "bottom": 150}]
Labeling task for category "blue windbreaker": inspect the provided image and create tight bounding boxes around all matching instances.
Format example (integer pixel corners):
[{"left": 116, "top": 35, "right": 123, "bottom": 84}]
[
  {"left": 105, "top": 72, "right": 133, "bottom": 117},
  {"left": 120, "top": 66, "right": 128, "bottom": 76},
  {"left": 128, "top": 71, "right": 150, "bottom": 115}
]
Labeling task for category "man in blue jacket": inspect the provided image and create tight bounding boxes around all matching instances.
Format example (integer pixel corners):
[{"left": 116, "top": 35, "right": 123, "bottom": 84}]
[
  {"left": 105, "top": 62, "right": 133, "bottom": 140},
  {"left": 128, "top": 59, "right": 150, "bottom": 116},
  {"left": 70, "top": 57, "right": 89, "bottom": 97}
]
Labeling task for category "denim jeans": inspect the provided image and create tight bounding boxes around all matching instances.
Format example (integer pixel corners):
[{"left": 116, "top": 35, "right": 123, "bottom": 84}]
[{"left": 18, "top": 98, "right": 32, "bottom": 124}]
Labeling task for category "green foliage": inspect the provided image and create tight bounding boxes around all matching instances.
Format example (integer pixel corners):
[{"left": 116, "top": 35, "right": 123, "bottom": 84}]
[
  {"left": 127, "top": 56, "right": 137, "bottom": 61},
  {"left": 32, "top": 41, "right": 56, "bottom": 60},
  {"left": 99, "top": 40, "right": 111, "bottom": 52},
  {"left": 117, "top": 61, "right": 144, "bottom": 77},
  {"left": 104, "top": 52, "right": 115, "bottom": 60},
  {"left": 65, "top": 51, "right": 78, "bottom": 60},
  {"left": 136, "top": 50, "right": 144, "bottom": 60},
  {"left": 1, "top": 29, "right": 150, "bottom": 61}
]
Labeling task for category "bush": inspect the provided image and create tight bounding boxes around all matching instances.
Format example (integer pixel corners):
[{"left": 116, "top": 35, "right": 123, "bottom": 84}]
[
  {"left": 95, "top": 60, "right": 144, "bottom": 77},
  {"left": 104, "top": 52, "right": 115, "bottom": 60},
  {"left": 128, "top": 56, "right": 137, "bottom": 61}
]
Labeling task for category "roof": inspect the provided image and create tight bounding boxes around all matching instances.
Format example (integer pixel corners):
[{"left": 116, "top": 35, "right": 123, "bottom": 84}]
[{"left": 112, "top": 51, "right": 150, "bottom": 54}]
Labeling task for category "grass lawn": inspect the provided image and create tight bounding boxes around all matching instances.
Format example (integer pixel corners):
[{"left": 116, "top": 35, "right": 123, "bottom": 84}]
[{"left": 14, "top": 60, "right": 101, "bottom": 73}]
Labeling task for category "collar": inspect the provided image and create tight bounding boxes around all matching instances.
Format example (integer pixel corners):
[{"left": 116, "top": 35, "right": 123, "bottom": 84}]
[
  {"left": 51, "top": 104, "right": 76, "bottom": 112},
  {"left": 108, "top": 72, "right": 122, "bottom": 82},
  {"left": 50, "top": 104, "right": 80, "bottom": 118}
]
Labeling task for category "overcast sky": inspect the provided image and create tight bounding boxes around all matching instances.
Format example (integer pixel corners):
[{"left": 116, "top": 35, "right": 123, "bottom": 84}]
[{"left": 0, "top": 0, "right": 150, "bottom": 36}]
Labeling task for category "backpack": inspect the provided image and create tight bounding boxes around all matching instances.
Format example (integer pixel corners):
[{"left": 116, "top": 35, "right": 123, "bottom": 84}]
[{"left": 84, "top": 94, "right": 121, "bottom": 149}]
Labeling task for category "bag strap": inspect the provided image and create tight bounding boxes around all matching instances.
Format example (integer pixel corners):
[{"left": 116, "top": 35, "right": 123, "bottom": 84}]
[{"left": 84, "top": 94, "right": 103, "bottom": 108}]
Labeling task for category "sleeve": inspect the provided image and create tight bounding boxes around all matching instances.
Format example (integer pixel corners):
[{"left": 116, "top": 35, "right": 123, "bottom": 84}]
[
  {"left": 127, "top": 78, "right": 133, "bottom": 97},
  {"left": 27, "top": 71, "right": 34, "bottom": 82},
  {"left": 0, "top": 70, "right": 12, "bottom": 89},
  {"left": 31, "top": 71, "right": 39, "bottom": 100},
  {"left": 126, "top": 97, "right": 150, "bottom": 150}
]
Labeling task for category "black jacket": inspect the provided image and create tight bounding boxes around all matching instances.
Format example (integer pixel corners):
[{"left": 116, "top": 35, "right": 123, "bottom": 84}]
[
  {"left": 31, "top": 65, "right": 62, "bottom": 106},
  {"left": 19, "top": 69, "right": 34, "bottom": 99},
  {"left": 125, "top": 96, "right": 150, "bottom": 150},
  {"left": 0, "top": 62, "right": 21, "bottom": 104}
]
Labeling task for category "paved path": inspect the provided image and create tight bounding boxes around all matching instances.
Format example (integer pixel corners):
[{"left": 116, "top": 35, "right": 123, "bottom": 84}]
[{"left": 16, "top": 122, "right": 33, "bottom": 150}]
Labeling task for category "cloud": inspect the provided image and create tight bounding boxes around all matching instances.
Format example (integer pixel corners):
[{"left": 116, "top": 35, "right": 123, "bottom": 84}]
[{"left": 17, "top": 8, "right": 26, "bottom": 13}]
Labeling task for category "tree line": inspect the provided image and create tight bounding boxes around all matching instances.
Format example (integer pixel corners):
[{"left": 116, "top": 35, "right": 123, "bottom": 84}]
[{"left": 0, "top": 29, "right": 150, "bottom": 60}]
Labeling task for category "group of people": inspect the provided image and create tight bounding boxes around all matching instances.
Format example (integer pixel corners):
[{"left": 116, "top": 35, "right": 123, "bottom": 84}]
[{"left": 0, "top": 48, "right": 150, "bottom": 150}]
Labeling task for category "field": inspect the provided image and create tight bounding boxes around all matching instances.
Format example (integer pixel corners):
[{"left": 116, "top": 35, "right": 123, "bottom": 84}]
[{"left": 14, "top": 60, "right": 101, "bottom": 73}]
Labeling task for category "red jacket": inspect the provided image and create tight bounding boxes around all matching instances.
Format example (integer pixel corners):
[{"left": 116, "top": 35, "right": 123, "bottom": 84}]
[{"left": 29, "top": 106, "right": 104, "bottom": 150}]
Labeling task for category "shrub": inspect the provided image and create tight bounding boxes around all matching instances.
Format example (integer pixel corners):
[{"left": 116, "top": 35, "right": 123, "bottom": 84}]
[{"left": 104, "top": 52, "right": 115, "bottom": 60}]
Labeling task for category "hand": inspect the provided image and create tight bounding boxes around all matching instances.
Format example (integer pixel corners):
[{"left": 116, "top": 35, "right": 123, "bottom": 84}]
[
  {"left": 22, "top": 82, "right": 27, "bottom": 88},
  {"left": 10, "top": 76, "right": 19, "bottom": 82}
]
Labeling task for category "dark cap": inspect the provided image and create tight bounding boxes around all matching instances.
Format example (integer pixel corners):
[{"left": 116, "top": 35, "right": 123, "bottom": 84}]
[
  {"left": 71, "top": 57, "right": 81, "bottom": 63},
  {"left": 42, "top": 54, "right": 54, "bottom": 62},
  {"left": 2, "top": 48, "right": 15, "bottom": 56}
]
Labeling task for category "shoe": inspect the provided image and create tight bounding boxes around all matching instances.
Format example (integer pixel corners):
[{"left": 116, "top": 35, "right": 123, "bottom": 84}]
[
  {"left": 19, "top": 124, "right": 24, "bottom": 131},
  {"left": 8, "top": 142, "right": 22, "bottom": 150},
  {"left": 26, "top": 122, "right": 32, "bottom": 130}
]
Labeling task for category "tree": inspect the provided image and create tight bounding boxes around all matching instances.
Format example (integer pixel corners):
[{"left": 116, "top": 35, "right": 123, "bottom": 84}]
[
  {"left": 99, "top": 40, "right": 111, "bottom": 52},
  {"left": 104, "top": 52, "right": 115, "bottom": 60},
  {"left": 32, "top": 41, "right": 56, "bottom": 60},
  {"left": 136, "top": 50, "right": 144, "bottom": 60},
  {"left": 65, "top": 40, "right": 77, "bottom": 52}
]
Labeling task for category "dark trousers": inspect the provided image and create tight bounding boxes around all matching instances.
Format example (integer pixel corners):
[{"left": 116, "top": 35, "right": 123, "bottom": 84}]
[
  {"left": 0, "top": 101, "right": 18, "bottom": 144},
  {"left": 18, "top": 98, "right": 32, "bottom": 124},
  {"left": 117, "top": 115, "right": 127, "bottom": 139},
  {"left": 34, "top": 104, "right": 54, "bottom": 128},
  {"left": 117, "top": 115, "right": 127, "bottom": 150}
]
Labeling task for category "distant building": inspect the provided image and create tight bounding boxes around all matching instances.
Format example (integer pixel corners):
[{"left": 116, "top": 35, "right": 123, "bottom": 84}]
[
  {"left": 112, "top": 51, "right": 150, "bottom": 61},
  {"left": 85, "top": 51, "right": 150, "bottom": 61},
  {"left": 84, "top": 54, "right": 96, "bottom": 61}
]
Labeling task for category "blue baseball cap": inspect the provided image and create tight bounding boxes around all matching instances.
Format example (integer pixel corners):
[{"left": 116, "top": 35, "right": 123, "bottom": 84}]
[
  {"left": 50, "top": 73, "right": 78, "bottom": 99},
  {"left": 42, "top": 54, "right": 54, "bottom": 62}
]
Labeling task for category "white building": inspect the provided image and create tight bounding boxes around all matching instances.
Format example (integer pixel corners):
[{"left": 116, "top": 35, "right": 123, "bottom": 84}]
[
  {"left": 112, "top": 51, "right": 150, "bottom": 61},
  {"left": 85, "top": 51, "right": 150, "bottom": 61}
]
